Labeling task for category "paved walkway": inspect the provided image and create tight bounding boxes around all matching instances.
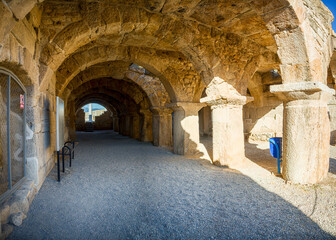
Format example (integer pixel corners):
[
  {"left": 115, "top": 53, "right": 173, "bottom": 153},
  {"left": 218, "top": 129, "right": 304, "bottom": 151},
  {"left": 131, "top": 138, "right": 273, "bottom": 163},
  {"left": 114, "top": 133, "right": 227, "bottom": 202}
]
[{"left": 8, "top": 131, "right": 334, "bottom": 239}]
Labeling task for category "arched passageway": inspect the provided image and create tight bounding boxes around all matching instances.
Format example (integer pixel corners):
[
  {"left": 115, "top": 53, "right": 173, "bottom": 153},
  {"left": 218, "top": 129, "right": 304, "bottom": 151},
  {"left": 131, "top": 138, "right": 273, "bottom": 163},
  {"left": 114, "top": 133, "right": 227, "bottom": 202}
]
[{"left": 0, "top": 0, "right": 336, "bottom": 238}]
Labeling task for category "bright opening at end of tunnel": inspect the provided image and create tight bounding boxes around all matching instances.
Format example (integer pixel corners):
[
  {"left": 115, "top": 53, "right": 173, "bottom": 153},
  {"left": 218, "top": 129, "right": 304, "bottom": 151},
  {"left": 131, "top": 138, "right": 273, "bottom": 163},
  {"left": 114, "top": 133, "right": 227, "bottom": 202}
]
[{"left": 82, "top": 103, "right": 107, "bottom": 122}]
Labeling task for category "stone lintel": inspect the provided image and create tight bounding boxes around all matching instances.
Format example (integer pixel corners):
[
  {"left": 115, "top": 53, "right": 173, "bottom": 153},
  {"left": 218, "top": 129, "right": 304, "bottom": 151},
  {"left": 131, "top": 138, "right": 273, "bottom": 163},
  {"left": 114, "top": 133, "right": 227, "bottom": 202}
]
[
  {"left": 200, "top": 96, "right": 254, "bottom": 106},
  {"left": 270, "top": 81, "right": 335, "bottom": 102},
  {"left": 168, "top": 102, "right": 205, "bottom": 113}
]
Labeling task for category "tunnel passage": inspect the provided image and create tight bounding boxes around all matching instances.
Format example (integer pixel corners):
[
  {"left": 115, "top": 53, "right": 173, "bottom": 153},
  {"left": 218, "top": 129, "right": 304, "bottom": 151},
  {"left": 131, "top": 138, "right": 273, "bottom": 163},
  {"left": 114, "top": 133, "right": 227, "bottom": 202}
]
[
  {"left": 0, "top": 0, "right": 335, "bottom": 238},
  {"left": 0, "top": 4, "right": 335, "bottom": 231},
  {"left": 76, "top": 103, "right": 114, "bottom": 131},
  {"left": 63, "top": 63, "right": 165, "bottom": 142}
]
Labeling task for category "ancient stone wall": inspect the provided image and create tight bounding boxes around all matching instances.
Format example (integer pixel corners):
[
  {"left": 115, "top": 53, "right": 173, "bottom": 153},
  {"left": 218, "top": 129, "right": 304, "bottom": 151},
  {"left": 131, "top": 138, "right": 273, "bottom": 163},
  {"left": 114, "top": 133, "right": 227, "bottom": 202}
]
[
  {"left": 243, "top": 101, "right": 283, "bottom": 142},
  {"left": 0, "top": 0, "right": 334, "bottom": 215},
  {"left": 94, "top": 112, "right": 113, "bottom": 130},
  {"left": 0, "top": 7, "right": 56, "bottom": 191},
  {"left": 75, "top": 109, "right": 85, "bottom": 131}
]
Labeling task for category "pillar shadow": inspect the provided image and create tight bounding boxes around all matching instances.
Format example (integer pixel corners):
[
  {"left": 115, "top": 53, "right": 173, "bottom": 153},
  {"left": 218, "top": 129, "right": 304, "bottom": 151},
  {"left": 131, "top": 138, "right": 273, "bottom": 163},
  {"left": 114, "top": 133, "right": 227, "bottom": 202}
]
[
  {"left": 199, "top": 135, "right": 213, "bottom": 162},
  {"left": 7, "top": 131, "right": 335, "bottom": 239},
  {"left": 245, "top": 141, "right": 278, "bottom": 173}
]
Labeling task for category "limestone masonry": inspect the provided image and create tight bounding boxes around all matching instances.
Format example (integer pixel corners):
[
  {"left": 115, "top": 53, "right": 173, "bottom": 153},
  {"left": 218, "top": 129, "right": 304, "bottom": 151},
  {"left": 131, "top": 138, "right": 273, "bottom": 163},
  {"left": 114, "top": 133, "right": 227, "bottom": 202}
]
[{"left": 0, "top": 0, "right": 336, "bottom": 237}]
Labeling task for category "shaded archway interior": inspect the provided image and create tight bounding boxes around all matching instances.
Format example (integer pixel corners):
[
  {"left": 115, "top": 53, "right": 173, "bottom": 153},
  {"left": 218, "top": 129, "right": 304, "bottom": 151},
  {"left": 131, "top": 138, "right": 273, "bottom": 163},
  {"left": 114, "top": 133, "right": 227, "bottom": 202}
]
[{"left": 0, "top": 0, "right": 333, "bottom": 202}]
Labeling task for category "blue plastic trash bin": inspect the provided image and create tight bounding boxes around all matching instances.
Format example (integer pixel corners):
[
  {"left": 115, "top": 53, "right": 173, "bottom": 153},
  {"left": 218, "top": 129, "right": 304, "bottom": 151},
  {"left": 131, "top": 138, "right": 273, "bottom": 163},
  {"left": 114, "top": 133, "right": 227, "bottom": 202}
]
[{"left": 269, "top": 137, "right": 282, "bottom": 158}]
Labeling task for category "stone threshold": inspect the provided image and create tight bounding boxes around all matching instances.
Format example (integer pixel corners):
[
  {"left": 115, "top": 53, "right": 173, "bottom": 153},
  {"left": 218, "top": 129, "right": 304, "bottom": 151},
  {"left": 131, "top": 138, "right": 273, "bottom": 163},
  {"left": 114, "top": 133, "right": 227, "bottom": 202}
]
[{"left": 0, "top": 180, "right": 37, "bottom": 239}]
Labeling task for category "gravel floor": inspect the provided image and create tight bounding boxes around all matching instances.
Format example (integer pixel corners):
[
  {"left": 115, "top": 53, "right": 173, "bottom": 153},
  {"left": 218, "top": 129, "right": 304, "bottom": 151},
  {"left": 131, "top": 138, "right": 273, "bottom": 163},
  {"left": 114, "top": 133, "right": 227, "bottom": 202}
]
[{"left": 8, "top": 131, "right": 336, "bottom": 239}]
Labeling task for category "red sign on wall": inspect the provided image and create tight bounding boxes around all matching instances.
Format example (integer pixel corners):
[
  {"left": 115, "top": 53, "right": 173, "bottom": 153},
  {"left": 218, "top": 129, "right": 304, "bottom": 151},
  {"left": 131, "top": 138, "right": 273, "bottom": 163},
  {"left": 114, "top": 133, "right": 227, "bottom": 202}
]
[{"left": 20, "top": 94, "right": 24, "bottom": 109}]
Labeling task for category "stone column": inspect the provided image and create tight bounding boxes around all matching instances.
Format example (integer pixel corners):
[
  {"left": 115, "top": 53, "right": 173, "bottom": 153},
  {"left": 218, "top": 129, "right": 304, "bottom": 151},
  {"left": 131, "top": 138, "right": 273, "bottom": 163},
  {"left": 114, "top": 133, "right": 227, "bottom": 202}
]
[
  {"left": 119, "top": 114, "right": 127, "bottom": 136},
  {"left": 202, "top": 97, "right": 251, "bottom": 167},
  {"left": 130, "top": 113, "right": 140, "bottom": 140},
  {"left": 271, "top": 82, "right": 335, "bottom": 184},
  {"left": 151, "top": 107, "right": 173, "bottom": 149},
  {"left": 140, "top": 110, "right": 153, "bottom": 142},
  {"left": 124, "top": 115, "right": 131, "bottom": 136},
  {"left": 68, "top": 103, "right": 76, "bottom": 140},
  {"left": 113, "top": 116, "right": 119, "bottom": 132},
  {"left": 169, "top": 102, "right": 205, "bottom": 156}
]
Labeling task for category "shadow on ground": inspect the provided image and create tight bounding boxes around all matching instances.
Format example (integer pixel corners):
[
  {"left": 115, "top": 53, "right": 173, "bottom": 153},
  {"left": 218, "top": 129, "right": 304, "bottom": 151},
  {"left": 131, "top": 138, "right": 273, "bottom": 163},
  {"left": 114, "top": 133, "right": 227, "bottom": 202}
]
[
  {"left": 8, "top": 131, "right": 335, "bottom": 240},
  {"left": 245, "top": 142, "right": 279, "bottom": 173}
]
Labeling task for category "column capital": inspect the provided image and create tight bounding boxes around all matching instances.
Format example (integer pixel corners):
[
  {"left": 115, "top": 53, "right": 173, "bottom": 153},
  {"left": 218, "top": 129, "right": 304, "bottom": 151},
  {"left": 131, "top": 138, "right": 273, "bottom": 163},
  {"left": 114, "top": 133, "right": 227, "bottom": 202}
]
[
  {"left": 200, "top": 96, "right": 253, "bottom": 106},
  {"left": 167, "top": 102, "right": 206, "bottom": 113},
  {"left": 270, "top": 81, "right": 335, "bottom": 102}
]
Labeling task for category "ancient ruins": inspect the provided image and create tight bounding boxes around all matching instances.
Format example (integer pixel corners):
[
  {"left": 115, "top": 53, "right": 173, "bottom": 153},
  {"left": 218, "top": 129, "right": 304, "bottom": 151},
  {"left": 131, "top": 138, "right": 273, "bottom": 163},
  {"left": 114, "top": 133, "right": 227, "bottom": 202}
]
[{"left": 0, "top": 0, "right": 336, "bottom": 237}]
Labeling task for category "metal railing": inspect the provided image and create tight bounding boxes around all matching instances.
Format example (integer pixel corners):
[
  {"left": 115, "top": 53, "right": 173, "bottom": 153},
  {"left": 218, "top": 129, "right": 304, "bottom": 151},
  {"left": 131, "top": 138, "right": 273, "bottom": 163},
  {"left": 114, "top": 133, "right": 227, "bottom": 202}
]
[{"left": 57, "top": 141, "right": 75, "bottom": 182}]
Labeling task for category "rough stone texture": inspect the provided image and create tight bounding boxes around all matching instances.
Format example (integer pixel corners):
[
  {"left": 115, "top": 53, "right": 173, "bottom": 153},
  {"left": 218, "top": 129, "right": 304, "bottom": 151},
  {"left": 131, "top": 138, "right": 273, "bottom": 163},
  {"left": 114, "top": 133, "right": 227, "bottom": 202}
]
[
  {"left": 0, "top": 1, "right": 336, "bottom": 236},
  {"left": 152, "top": 108, "right": 173, "bottom": 149},
  {"left": 170, "top": 102, "right": 205, "bottom": 156},
  {"left": 271, "top": 82, "right": 335, "bottom": 184},
  {"left": 1, "top": 224, "right": 13, "bottom": 239},
  {"left": 0, "top": 180, "right": 36, "bottom": 233},
  {"left": 94, "top": 112, "right": 113, "bottom": 130},
  {"left": 75, "top": 109, "right": 85, "bottom": 131},
  {"left": 211, "top": 103, "right": 245, "bottom": 167},
  {"left": 9, "top": 212, "right": 25, "bottom": 226}
]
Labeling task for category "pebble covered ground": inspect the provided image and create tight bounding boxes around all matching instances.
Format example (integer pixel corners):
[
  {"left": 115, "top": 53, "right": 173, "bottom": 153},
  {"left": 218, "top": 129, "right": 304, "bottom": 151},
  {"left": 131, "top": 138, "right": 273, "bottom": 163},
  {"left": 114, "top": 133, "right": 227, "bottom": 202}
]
[{"left": 8, "top": 131, "right": 336, "bottom": 239}]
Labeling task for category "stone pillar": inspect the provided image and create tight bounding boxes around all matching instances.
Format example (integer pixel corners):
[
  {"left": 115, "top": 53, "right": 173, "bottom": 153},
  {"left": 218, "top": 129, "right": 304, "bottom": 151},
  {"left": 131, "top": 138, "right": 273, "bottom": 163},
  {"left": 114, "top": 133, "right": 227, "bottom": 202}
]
[
  {"left": 113, "top": 116, "right": 119, "bottom": 132},
  {"left": 140, "top": 110, "right": 153, "bottom": 142},
  {"left": 169, "top": 102, "right": 205, "bottom": 155},
  {"left": 131, "top": 113, "right": 140, "bottom": 140},
  {"left": 68, "top": 103, "right": 76, "bottom": 140},
  {"left": 124, "top": 115, "right": 131, "bottom": 136},
  {"left": 119, "top": 114, "right": 127, "bottom": 136},
  {"left": 201, "top": 96, "right": 251, "bottom": 167},
  {"left": 271, "top": 82, "right": 335, "bottom": 184},
  {"left": 212, "top": 102, "right": 245, "bottom": 166},
  {"left": 151, "top": 107, "right": 173, "bottom": 149}
]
